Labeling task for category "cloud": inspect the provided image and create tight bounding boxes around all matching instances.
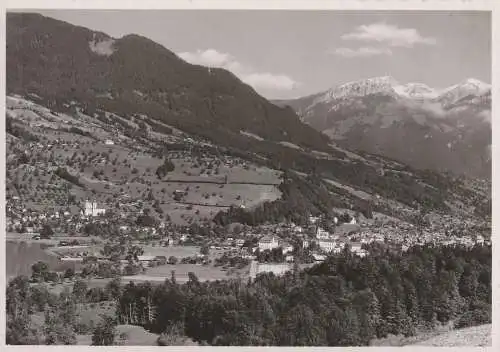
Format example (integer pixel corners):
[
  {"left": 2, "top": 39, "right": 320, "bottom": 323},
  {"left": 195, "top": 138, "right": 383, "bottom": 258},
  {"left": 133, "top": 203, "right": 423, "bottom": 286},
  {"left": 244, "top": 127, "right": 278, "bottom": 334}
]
[
  {"left": 177, "top": 49, "right": 298, "bottom": 91},
  {"left": 341, "top": 22, "right": 437, "bottom": 47},
  {"left": 334, "top": 47, "right": 393, "bottom": 57}
]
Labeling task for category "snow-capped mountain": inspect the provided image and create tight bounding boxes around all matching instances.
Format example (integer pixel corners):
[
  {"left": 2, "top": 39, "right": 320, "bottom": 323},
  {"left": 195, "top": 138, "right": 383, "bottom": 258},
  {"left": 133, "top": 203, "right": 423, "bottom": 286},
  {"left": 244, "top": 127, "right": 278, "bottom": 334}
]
[
  {"left": 274, "top": 76, "right": 491, "bottom": 179},
  {"left": 395, "top": 82, "right": 439, "bottom": 100},
  {"left": 437, "top": 78, "right": 491, "bottom": 107},
  {"left": 313, "top": 76, "right": 399, "bottom": 104},
  {"left": 312, "top": 76, "right": 490, "bottom": 107}
]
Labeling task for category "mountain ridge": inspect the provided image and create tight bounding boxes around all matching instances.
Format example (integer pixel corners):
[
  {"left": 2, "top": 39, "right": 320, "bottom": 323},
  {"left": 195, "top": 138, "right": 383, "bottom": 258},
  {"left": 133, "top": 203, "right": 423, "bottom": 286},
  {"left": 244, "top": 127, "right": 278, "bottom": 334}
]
[
  {"left": 274, "top": 76, "right": 491, "bottom": 179},
  {"left": 304, "top": 76, "right": 491, "bottom": 107},
  {"left": 7, "top": 12, "right": 332, "bottom": 155}
]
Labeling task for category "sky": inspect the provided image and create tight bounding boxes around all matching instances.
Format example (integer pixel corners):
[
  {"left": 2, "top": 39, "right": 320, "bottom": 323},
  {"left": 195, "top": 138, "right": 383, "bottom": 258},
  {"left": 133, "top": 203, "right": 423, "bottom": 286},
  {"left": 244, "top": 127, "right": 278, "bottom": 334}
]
[{"left": 32, "top": 10, "right": 491, "bottom": 100}]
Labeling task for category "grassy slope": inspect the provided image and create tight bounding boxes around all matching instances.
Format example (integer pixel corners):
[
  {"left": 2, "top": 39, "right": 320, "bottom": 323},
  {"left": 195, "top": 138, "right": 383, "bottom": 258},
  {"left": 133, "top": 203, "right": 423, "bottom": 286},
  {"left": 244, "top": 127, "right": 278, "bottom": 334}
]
[
  {"left": 410, "top": 324, "right": 491, "bottom": 347},
  {"left": 6, "top": 240, "right": 82, "bottom": 278},
  {"left": 6, "top": 97, "right": 282, "bottom": 225}
]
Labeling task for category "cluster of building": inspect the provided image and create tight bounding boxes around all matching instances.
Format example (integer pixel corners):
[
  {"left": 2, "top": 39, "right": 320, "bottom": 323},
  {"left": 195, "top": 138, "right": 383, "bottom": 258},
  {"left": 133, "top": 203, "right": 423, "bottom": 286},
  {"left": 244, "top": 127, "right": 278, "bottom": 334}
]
[{"left": 5, "top": 196, "right": 109, "bottom": 235}]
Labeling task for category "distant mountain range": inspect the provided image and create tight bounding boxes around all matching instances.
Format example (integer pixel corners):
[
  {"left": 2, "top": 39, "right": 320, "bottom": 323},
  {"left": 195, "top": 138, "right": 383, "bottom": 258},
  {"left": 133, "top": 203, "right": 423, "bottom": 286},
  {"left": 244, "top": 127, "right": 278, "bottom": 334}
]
[{"left": 274, "top": 76, "right": 491, "bottom": 179}]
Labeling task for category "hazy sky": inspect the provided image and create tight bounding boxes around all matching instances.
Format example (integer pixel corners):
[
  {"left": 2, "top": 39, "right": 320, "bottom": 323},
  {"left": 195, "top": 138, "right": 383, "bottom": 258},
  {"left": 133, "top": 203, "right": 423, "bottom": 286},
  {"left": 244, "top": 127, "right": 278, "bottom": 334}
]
[{"left": 33, "top": 10, "right": 491, "bottom": 99}]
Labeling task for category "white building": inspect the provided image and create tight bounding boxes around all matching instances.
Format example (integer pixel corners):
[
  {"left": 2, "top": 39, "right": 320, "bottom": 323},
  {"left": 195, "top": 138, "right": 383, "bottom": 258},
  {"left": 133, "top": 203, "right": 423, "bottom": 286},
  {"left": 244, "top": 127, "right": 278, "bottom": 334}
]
[
  {"left": 105, "top": 139, "right": 114, "bottom": 145},
  {"left": 316, "top": 227, "right": 331, "bottom": 240},
  {"left": 353, "top": 249, "right": 369, "bottom": 257},
  {"left": 258, "top": 235, "right": 281, "bottom": 251},
  {"left": 84, "top": 200, "right": 106, "bottom": 217},
  {"left": 309, "top": 216, "right": 320, "bottom": 224},
  {"left": 318, "top": 239, "right": 337, "bottom": 253},
  {"left": 281, "top": 242, "right": 294, "bottom": 255},
  {"left": 312, "top": 253, "right": 326, "bottom": 262},
  {"left": 476, "top": 235, "right": 485, "bottom": 245}
]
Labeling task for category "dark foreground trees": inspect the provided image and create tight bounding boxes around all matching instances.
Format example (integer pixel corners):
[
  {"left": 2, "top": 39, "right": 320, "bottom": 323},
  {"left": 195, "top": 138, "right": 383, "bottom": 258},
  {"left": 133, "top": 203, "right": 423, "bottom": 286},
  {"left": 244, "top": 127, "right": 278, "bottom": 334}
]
[
  {"left": 115, "top": 244, "right": 491, "bottom": 346},
  {"left": 91, "top": 315, "right": 118, "bottom": 345},
  {"left": 6, "top": 244, "right": 491, "bottom": 346}
]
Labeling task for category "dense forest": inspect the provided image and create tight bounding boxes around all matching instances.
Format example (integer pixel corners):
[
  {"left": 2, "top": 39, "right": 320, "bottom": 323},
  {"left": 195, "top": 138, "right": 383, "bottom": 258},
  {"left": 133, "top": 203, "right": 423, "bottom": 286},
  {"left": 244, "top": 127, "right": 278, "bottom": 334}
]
[{"left": 6, "top": 244, "right": 491, "bottom": 345}]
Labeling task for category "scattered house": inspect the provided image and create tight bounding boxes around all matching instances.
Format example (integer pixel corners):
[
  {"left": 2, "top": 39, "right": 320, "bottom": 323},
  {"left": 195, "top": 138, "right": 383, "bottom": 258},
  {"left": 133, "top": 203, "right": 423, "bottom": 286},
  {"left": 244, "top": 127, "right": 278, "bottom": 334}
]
[
  {"left": 25, "top": 227, "right": 34, "bottom": 234},
  {"left": 285, "top": 255, "right": 294, "bottom": 262},
  {"left": 258, "top": 235, "right": 281, "bottom": 251},
  {"left": 349, "top": 217, "right": 357, "bottom": 225},
  {"left": 173, "top": 190, "right": 186, "bottom": 199},
  {"left": 104, "top": 139, "right": 114, "bottom": 145},
  {"left": 235, "top": 239, "right": 245, "bottom": 247}
]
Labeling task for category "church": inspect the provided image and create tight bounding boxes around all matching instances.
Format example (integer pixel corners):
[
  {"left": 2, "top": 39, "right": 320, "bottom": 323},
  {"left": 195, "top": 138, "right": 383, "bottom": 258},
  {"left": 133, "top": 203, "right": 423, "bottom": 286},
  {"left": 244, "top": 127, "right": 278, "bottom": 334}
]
[{"left": 83, "top": 199, "right": 106, "bottom": 217}]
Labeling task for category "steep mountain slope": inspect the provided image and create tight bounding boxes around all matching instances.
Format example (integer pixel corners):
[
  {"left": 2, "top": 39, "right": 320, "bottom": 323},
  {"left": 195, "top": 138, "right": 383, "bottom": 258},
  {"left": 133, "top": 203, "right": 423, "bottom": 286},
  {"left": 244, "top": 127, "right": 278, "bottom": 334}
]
[
  {"left": 7, "top": 12, "right": 331, "bottom": 154},
  {"left": 6, "top": 13, "right": 491, "bottom": 226},
  {"left": 275, "top": 77, "right": 491, "bottom": 179}
]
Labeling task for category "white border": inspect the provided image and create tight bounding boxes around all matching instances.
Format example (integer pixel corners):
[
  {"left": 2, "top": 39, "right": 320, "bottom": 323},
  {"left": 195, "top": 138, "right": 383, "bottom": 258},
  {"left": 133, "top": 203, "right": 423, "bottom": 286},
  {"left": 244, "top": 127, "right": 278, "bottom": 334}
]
[{"left": 1, "top": 1, "right": 497, "bottom": 352}]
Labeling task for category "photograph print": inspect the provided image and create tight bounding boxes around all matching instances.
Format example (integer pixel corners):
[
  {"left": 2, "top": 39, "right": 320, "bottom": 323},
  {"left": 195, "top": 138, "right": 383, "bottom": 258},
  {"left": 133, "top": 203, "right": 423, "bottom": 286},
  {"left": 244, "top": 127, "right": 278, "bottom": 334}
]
[{"left": 5, "top": 8, "right": 492, "bottom": 347}]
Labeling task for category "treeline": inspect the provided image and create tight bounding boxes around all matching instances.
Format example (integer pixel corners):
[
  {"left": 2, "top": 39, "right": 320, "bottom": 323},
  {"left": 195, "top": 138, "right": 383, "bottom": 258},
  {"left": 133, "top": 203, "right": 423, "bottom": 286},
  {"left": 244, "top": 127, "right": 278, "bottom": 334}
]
[
  {"left": 112, "top": 244, "right": 491, "bottom": 346},
  {"left": 6, "top": 115, "right": 40, "bottom": 142},
  {"left": 54, "top": 167, "right": 84, "bottom": 188},
  {"left": 214, "top": 172, "right": 371, "bottom": 227}
]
